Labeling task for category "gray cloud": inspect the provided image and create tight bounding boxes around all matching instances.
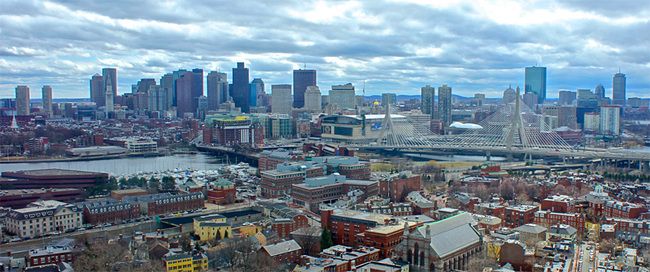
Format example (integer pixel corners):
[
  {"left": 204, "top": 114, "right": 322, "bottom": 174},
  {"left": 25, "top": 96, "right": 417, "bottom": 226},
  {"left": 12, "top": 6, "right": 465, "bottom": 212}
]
[{"left": 0, "top": 0, "right": 649, "bottom": 99}]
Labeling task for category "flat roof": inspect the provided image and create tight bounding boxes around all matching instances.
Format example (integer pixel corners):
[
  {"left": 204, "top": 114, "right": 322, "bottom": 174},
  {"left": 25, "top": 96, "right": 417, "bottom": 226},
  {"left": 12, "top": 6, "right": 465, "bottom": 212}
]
[
  {"left": 2, "top": 168, "right": 107, "bottom": 177},
  {"left": 0, "top": 188, "right": 81, "bottom": 196}
]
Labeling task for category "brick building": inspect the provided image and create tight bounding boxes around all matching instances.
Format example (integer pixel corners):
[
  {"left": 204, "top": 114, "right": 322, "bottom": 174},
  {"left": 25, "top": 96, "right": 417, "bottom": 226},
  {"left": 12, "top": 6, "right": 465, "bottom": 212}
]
[
  {"left": 0, "top": 169, "right": 109, "bottom": 189},
  {"left": 207, "top": 179, "right": 236, "bottom": 204},
  {"left": 358, "top": 221, "right": 420, "bottom": 258},
  {"left": 504, "top": 205, "right": 538, "bottom": 228},
  {"left": 378, "top": 171, "right": 422, "bottom": 202},
  {"left": 28, "top": 245, "right": 74, "bottom": 267},
  {"left": 474, "top": 202, "right": 506, "bottom": 219},
  {"left": 260, "top": 169, "right": 305, "bottom": 198},
  {"left": 110, "top": 188, "right": 149, "bottom": 201},
  {"left": 257, "top": 150, "right": 303, "bottom": 171},
  {"left": 292, "top": 174, "right": 378, "bottom": 212},
  {"left": 541, "top": 195, "right": 575, "bottom": 213},
  {"left": 0, "top": 188, "right": 84, "bottom": 209},
  {"left": 604, "top": 201, "right": 647, "bottom": 219},
  {"left": 79, "top": 200, "right": 140, "bottom": 225},
  {"left": 310, "top": 156, "right": 371, "bottom": 180},
  {"left": 123, "top": 192, "right": 204, "bottom": 216},
  {"left": 261, "top": 240, "right": 302, "bottom": 264},
  {"left": 534, "top": 210, "right": 585, "bottom": 234},
  {"left": 320, "top": 245, "right": 380, "bottom": 269}
]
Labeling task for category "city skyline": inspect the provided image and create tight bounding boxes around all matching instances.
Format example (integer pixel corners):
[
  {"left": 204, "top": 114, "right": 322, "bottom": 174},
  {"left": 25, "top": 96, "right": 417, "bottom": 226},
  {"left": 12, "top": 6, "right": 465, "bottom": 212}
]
[{"left": 1, "top": 1, "right": 650, "bottom": 99}]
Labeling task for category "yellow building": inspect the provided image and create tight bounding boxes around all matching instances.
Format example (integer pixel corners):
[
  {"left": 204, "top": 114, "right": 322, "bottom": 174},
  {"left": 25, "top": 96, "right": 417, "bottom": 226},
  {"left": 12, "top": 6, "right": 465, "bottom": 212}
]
[
  {"left": 193, "top": 214, "right": 232, "bottom": 241},
  {"left": 235, "top": 223, "right": 263, "bottom": 237},
  {"left": 163, "top": 253, "right": 208, "bottom": 272}
]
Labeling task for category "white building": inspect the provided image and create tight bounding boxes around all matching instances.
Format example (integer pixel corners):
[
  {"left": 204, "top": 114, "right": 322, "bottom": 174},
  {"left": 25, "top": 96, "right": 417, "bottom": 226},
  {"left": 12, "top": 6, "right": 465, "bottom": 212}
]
[
  {"left": 5, "top": 200, "right": 83, "bottom": 239},
  {"left": 599, "top": 106, "right": 621, "bottom": 135},
  {"left": 329, "top": 83, "right": 355, "bottom": 109},
  {"left": 271, "top": 84, "right": 292, "bottom": 114},
  {"left": 583, "top": 112, "right": 600, "bottom": 133},
  {"left": 304, "top": 86, "right": 322, "bottom": 112},
  {"left": 125, "top": 138, "right": 158, "bottom": 154}
]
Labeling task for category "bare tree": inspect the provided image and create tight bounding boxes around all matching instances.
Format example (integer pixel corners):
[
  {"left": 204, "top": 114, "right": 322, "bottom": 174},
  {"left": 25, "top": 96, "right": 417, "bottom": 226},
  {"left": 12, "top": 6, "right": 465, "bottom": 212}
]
[{"left": 292, "top": 226, "right": 322, "bottom": 256}]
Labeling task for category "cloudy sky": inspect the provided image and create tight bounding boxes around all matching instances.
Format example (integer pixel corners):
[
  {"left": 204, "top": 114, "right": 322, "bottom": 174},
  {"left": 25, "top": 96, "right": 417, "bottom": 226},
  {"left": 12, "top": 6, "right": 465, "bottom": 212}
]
[{"left": 1, "top": 0, "right": 649, "bottom": 99}]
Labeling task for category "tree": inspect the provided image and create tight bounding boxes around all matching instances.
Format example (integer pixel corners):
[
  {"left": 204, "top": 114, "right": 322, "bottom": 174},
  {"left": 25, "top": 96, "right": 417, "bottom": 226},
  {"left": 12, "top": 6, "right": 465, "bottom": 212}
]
[
  {"left": 320, "top": 228, "right": 334, "bottom": 250},
  {"left": 161, "top": 176, "right": 176, "bottom": 191},
  {"left": 148, "top": 177, "right": 160, "bottom": 193},
  {"left": 293, "top": 226, "right": 322, "bottom": 255},
  {"left": 180, "top": 234, "right": 192, "bottom": 252}
]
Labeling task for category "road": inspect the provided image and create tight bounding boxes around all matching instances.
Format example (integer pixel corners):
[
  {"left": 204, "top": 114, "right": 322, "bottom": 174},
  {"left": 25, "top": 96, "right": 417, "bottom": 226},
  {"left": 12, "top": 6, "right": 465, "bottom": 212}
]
[{"left": 572, "top": 243, "right": 595, "bottom": 272}]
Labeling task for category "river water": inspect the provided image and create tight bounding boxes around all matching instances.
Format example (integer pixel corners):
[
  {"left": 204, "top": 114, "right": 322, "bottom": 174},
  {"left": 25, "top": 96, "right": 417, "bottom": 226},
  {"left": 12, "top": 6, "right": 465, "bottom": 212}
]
[{"left": 0, "top": 154, "right": 224, "bottom": 176}]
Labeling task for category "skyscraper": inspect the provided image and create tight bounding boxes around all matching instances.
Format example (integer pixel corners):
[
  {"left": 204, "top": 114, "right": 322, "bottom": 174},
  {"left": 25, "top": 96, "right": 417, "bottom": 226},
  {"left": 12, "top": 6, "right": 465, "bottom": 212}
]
[
  {"left": 421, "top": 85, "right": 435, "bottom": 116},
  {"left": 502, "top": 85, "right": 516, "bottom": 104},
  {"left": 171, "top": 69, "right": 188, "bottom": 107},
  {"left": 250, "top": 78, "right": 264, "bottom": 107},
  {"left": 600, "top": 105, "right": 621, "bottom": 135},
  {"left": 252, "top": 78, "right": 268, "bottom": 108},
  {"left": 42, "top": 85, "right": 53, "bottom": 117},
  {"left": 271, "top": 84, "right": 292, "bottom": 114},
  {"left": 105, "top": 76, "right": 114, "bottom": 113},
  {"left": 436, "top": 84, "right": 452, "bottom": 126},
  {"left": 160, "top": 73, "right": 173, "bottom": 110},
  {"left": 329, "top": 83, "right": 355, "bottom": 110},
  {"left": 176, "top": 71, "right": 201, "bottom": 118},
  {"left": 102, "top": 68, "right": 117, "bottom": 106},
  {"left": 524, "top": 66, "right": 547, "bottom": 104},
  {"left": 231, "top": 62, "right": 250, "bottom": 112},
  {"left": 558, "top": 91, "right": 576, "bottom": 106},
  {"left": 293, "top": 69, "right": 317, "bottom": 108},
  {"left": 612, "top": 72, "right": 626, "bottom": 106},
  {"left": 90, "top": 73, "right": 104, "bottom": 107},
  {"left": 594, "top": 84, "right": 606, "bottom": 99},
  {"left": 15, "top": 85, "right": 30, "bottom": 116},
  {"left": 304, "top": 86, "right": 322, "bottom": 112},
  {"left": 382, "top": 93, "right": 397, "bottom": 106},
  {"left": 207, "top": 71, "right": 229, "bottom": 110}
]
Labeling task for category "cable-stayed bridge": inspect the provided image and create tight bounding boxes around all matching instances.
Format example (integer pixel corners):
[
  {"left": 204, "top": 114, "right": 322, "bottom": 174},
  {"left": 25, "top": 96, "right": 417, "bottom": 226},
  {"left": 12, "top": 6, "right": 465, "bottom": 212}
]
[{"left": 350, "top": 95, "right": 650, "bottom": 162}]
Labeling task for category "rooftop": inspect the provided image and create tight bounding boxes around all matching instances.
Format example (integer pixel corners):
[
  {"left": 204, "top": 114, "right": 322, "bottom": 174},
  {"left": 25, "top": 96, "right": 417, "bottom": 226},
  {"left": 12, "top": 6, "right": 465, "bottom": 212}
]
[
  {"left": 0, "top": 188, "right": 81, "bottom": 197},
  {"left": 2, "top": 168, "right": 107, "bottom": 177},
  {"left": 262, "top": 240, "right": 301, "bottom": 256}
]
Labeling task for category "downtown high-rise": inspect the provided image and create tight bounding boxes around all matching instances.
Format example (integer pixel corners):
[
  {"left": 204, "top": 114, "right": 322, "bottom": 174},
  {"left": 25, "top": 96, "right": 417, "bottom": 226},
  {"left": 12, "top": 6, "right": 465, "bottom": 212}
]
[
  {"left": 293, "top": 69, "right": 316, "bottom": 108},
  {"left": 42, "top": 85, "right": 53, "bottom": 117},
  {"left": 90, "top": 73, "right": 105, "bottom": 107},
  {"left": 207, "top": 71, "right": 229, "bottom": 110},
  {"left": 524, "top": 66, "right": 547, "bottom": 104},
  {"left": 271, "top": 84, "right": 292, "bottom": 114},
  {"left": 102, "top": 68, "right": 118, "bottom": 108},
  {"left": 436, "top": 84, "right": 452, "bottom": 126},
  {"left": 175, "top": 69, "right": 203, "bottom": 118},
  {"left": 231, "top": 62, "right": 250, "bottom": 112},
  {"left": 612, "top": 72, "right": 626, "bottom": 106},
  {"left": 15, "top": 85, "right": 30, "bottom": 116},
  {"left": 421, "top": 85, "right": 435, "bottom": 115}
]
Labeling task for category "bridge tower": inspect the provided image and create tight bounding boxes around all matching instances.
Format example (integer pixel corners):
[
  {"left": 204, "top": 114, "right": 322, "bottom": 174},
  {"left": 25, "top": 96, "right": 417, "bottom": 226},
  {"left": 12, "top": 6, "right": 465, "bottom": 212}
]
[
  {"left": 505, "top": 87, "right": 527, "bottom": 152},
  {"left": 376, "top": 103, "right": 398, "bottom": 146}
]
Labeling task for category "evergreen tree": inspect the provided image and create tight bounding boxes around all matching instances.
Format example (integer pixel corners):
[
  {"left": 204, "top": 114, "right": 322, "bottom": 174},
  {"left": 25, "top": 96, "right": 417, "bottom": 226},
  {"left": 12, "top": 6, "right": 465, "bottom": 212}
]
[
  {"left": 148, "top": 177, "right": 160, "bottom": 193},
  {"left": 161, "top": 176, "right": 176, "bottom": 191},
  {"left": 320, "top": 229, "right": 333, "bottom": 249}
]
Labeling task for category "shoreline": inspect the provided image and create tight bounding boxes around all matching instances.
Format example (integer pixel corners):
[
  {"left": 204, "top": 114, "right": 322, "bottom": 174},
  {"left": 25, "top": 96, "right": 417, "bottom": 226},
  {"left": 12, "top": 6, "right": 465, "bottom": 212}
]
[{"left": 0, "top": 153, "right": 167, "bottom": 164}]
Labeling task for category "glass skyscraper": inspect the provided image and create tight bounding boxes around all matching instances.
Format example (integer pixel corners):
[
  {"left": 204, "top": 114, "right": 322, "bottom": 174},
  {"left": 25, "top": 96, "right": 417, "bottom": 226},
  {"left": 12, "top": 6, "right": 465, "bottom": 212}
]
[
  {"left": 293, "top": 69, "right": 317, "bottom": 108},
  {"left": 524, "top": 66, "right": 546, "bottom": 104},
  {"left": 231, "top": 62, "right": 250, "bottom": 112},
  {"left": 612, "top": 72, "right": 626, "bottom": 106}
]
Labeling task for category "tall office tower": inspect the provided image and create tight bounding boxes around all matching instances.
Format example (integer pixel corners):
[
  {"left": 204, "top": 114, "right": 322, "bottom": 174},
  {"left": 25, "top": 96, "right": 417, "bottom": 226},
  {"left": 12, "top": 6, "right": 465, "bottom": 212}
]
[
  {"left": 382, "top": 93, "right": 397, "bottom": 106},
  {"left": 251, "top": 78, "right": 265, "bottom": 107},
  {"left": 171, "top": 69, "right": 188, "bottom": 106},
  {"left": 293, "top": 69, "right": 317, "bottom": 108},
  {"left": 502, "top": 85, "right": 516, "bottom": 104},
  {"left": 147, "top": 85, "right": 166, "bottom": 112},
  {"left": 524, "top": 66, "right": 547, "bottom": 104},
  {"left": 102, "top": 68, "right": 118, "bottom": 106},
  {"left": 522, "top": 92, "right": 538, "bottom": 109},
  {"left": 197, "top": 95, "right": 208, "bottom": 120},
  {"left": 594, "top": 84, "right": 606, "bottom": 99},
  {"left": 90, "top": 73, "right": 105, "bottom": 107},
  {"left": 600, "top": 105, "right": 621, "bottom": 135},
  {"left": 421, "top": 85, "right": 435, "bottom": 115},
  {"left": 577, "top": 89, "right": 598, "bottom": 108},
  {"left": 207, "top": 71, "right": 229, "bottom": 110},
  {"left": 231, "top": 62, "right": 250, "bottom": 112},
  {"left": 612, "top": 72, "right": 626, "bottom": 106},
  {"left": 271, "top": 84, "right": 293, "bottom": 114},
  {"left": 558, "top": 106, "right": 577, "bottom": 129},
  {"left": 105, "top": 76, "right": 114, "bottom": 112},
  {"left": 304, "top": 86, "right": 322, "bottom": 112},
  {"left": 436, "top": 84, "right": 452, "bottom": 126},
  {"left": 329, "top": 83, "right": 355, "bottom": 109},
  {"left": 135, "top": 78, "right": 156, "bottom": 94},
  {"left": 134, "top": 78, "right": 156, "bottom": 111},
  {"left": 583, "top": 112, "right": 600, "bottom": 133},
  {"left": 176, "top": 71, "right": 201, "bottom": 118},
  {"left": 474, "top": 93, "right": 486, "bottom": 106},
  {"left": 42, "top": 85, "right": 53, "bottom": 117},
  {"left": 160, "top": 73, "right": 173, "bottom": 110},
  {"left": 15, "top": 85, "right": 30, "bottom": 116},
  {"left": 558, "top": 91, "right": 576, "bottom": 106}
]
